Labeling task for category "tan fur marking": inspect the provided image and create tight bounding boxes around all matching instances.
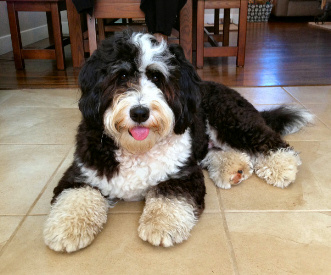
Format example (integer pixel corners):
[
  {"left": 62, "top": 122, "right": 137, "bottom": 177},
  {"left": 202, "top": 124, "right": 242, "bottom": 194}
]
[{"left": 44, "top": 186, "right": 109, "bottom": 253}]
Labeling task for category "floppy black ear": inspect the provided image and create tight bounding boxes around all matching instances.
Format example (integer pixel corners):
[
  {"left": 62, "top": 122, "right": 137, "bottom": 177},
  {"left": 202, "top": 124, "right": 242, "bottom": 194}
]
[
  {"left": 78, "top": 51, "right": 105, "bottom": 126},
  {"left": 169, "top": 44, "right": 202, "bottom": 134}
]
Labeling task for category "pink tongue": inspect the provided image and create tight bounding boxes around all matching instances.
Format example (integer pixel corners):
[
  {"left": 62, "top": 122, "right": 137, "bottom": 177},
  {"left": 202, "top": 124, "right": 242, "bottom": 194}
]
[{"left": 130, "top": 127, "right": 150, "bottom": 141}]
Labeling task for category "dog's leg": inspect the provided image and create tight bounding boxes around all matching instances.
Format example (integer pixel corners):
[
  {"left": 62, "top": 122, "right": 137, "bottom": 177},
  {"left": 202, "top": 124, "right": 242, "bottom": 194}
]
[
  {"left": 201, "top": 149, "right": 253, "bottom": 189},
  {"left": 44, "top": 186, "right": 109, "bottom": 253},
  {"left": 138, "top": 168, "right": 205, "bottom": 247},
  {"left": 254, "top": 148, "right": 302, "bottom": 188}
]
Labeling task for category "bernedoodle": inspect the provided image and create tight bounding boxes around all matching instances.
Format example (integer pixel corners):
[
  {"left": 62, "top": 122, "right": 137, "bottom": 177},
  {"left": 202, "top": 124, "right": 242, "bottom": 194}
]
[{"left": 44, "top": 31, "right": 313, "bottom": 252}]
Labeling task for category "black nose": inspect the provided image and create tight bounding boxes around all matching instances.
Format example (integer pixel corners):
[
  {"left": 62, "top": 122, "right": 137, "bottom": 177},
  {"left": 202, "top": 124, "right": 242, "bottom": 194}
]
[{"left": 130, "top": 106, "right": 150, "bottom": 123}]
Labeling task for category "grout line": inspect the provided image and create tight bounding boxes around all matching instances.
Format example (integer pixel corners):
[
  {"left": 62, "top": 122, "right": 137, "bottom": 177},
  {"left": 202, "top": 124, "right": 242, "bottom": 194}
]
[
  {"left": 0, "top": 146, "right": 73, "bottom": 258},
  {"left": 216, "top": 188, "right": 240, "bottom": 275}
]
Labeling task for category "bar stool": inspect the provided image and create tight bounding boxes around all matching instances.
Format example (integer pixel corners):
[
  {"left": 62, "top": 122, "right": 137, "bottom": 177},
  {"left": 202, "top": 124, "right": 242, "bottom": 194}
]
[
  {"left": 196, "top": 0, "right": 248, "bottom": 68},
  {"left": 3, "top": 0, "right": 67, "bottom": 70}
]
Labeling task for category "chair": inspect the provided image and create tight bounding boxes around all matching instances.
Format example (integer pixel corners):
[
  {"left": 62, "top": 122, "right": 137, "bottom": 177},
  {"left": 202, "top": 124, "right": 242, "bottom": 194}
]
[
  {"left": 196, "top": 0, "right": 248, "bottom": 68},
  {"left": 3, "top": 0, "right": 67, "bottom": 70},
  {"left": 86, "top": 0, "right": 193, "bottom": 63}
]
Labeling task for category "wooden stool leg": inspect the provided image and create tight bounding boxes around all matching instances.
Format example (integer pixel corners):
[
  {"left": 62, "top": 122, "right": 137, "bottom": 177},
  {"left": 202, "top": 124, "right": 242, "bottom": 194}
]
[
  {"left": 51, "top": 3, "right": 65, "bottom": 70},
  {"left": 196, "top": 0, "right": 205, "bottom": 69},
  {"left": 223, "top": 9, "right": 230, "bottom": 46},
  {"left": 7, "top": 3, "right": 25, "bottom": 69},
  {"left": 87, "top": 14, "right": 97, "bottom": 55},
  {"left": 237, "top": 0, "right": 248, "bottom": 67}
]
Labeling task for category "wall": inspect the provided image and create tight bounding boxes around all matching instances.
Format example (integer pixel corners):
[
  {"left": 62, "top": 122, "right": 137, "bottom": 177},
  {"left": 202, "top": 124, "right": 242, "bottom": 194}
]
[
  {"left": 205, "top": 9, "right": 239, "bottom": 25},
  {"left": 0, "top": 2, "right": 68, "bottom": 55}
]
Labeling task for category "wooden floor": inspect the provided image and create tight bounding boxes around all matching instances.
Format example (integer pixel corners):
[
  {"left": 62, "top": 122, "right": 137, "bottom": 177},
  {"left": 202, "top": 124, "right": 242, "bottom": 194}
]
[{"left": 0, "top": 22, "right": 330, "bottom": 89}]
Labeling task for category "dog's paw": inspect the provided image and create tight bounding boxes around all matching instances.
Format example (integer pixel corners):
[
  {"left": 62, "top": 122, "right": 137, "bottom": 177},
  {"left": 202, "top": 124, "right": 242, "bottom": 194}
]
[
  {"left": 202, "top": 150, "right": 253, "bottom": 189},
  {"left": 44, "top": 187, "right": 108, "bottom": 253},
  {"left": 138, "top": 197, "right": 197, "bottom": 247},
  {"left": 254, "top": 148, "right": 302, "bottom": 188}
]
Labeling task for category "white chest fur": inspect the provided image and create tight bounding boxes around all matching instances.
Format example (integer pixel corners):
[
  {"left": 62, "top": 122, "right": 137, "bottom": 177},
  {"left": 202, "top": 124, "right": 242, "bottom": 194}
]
[{"left": 78, "top": 130, "right": 192, "bottom": 201}]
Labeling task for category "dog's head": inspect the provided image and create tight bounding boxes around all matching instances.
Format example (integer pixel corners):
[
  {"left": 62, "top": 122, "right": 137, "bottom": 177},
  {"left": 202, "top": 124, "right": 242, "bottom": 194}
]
[{"left": 78, "top": 31, "right": 200, "bottom": 154}]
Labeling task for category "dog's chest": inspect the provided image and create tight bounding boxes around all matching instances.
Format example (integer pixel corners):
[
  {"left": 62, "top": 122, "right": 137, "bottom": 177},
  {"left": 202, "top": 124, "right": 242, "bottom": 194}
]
[{"left": 80, "top": 131, "right": 192, "bottom": 201}]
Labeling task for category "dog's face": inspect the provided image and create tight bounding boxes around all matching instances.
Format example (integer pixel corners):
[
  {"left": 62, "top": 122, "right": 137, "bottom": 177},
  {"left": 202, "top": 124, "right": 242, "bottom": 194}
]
[{"left": 78, "top": 31, "right": 200, "bottom": 154}]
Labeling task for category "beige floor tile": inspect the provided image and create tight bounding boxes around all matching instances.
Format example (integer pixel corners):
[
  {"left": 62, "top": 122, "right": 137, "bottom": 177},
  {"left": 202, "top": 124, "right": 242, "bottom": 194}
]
[
  {"left": 0, "top": 145, "right": 71, "bottom": 215},
  {"left": 0, "top": 107, "right": 81, "bottom": 144},
  {"left": 284, "top": 86, "right": 331, "bottom": 104},
  {"left": 220, "top": 141, "right": 331, "bottom": 211},
  {"left": 226, "top": 212, "right": 331, "bottom": 274},
  {"left": 0, "top": 89, "right": 80, "bottom": 108},
  {"left": 234, "top": 87, "right": 298, "bottom": 105},
  {"left": 0, "top": 90, "right": 15, "bottom": 106},
  {"left": 0, "top": 214, "right": 234, "bottom": 274},
  {"left": 0, "top": 216, "right": 23, "bottom": 251},
  {"left": 304, "top": 104, "right": 331, "bottom": 129}
]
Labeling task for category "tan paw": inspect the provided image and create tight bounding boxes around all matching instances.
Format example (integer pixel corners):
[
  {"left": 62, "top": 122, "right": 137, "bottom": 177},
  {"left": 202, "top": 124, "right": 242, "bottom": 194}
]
[
  {"left": 138, "top": 197, "right": 197, "bottom": 247},
  {"left": 202, "top": 150, "right": 253, "bottom": 189},
  {"left": 44, "top": 187, "right": 108, "bottom": 253},
  {"left": 254, "top": 148, "right": 302, "bottom": 188}
]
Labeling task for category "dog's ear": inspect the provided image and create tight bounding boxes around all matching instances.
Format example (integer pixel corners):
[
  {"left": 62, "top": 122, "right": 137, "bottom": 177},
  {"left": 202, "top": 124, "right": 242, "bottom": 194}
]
[
  {"left": 78, "top": 52, "right": 105, "bottom": 126},
  {"left": 169, "top": 44, "right": 202, "bottom": 134}
]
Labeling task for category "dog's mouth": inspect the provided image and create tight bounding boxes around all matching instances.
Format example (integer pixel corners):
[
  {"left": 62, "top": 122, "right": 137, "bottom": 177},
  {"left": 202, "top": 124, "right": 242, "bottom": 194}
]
[{"left": 129, "top": 126, "right": 150, "bottom": 141}]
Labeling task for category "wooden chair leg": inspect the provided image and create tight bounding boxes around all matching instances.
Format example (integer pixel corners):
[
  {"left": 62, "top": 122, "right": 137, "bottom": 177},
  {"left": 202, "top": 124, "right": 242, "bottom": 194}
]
[
  {"left": 46, "top": 12, "right": 55, "bottom": 45},
  {"left": 196, "top": 0, "right": 205, "bottom": 69},
  {"left": 51, "top": 3, "right": 65, "bottom": 70},
  {"left": 97, "top": 19, "right": 105, "bottom": 42},
  {"left": 214, "top": 9, "right": 220, "bottom": 35},
  {"left": 223, "top": 9, "right": 230, "bottom": 46},
  {"left": 237, "top": 0, "right": 248, "bottom": 67},
  {"left": 179, "top": 0, "right": 193, "bottom": 63},
  {"left": 66, "top": 0, "right": 85, "bottom": 67},
  {"left": 87, "top": 14, "right": 97, "bottom": 55},
  {"left": 7, "top": 2, "right": 24, "bottom": 69}
]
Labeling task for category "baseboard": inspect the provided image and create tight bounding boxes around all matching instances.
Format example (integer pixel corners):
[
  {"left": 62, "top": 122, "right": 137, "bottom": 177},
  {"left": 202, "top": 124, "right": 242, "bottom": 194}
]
[{"left": 0, "top": 22, "right": 69, "bottom": 56}]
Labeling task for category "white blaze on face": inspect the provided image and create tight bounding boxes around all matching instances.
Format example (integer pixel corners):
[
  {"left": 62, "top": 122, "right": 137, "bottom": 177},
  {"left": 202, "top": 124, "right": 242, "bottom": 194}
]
[{"left": 130, "top": 33, "right": 172, "bottom": 78}]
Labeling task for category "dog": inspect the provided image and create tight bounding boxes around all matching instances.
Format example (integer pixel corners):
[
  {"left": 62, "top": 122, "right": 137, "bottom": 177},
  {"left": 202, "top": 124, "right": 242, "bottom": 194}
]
[{"left": 44, "top": 31, "right": 313, "bottom": 253}]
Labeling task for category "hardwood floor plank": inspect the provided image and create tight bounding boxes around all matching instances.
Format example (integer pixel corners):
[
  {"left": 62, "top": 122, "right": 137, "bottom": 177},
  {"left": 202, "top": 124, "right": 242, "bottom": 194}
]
[{"left": 0, "top": 22, "right": 330, "bottom": 89}]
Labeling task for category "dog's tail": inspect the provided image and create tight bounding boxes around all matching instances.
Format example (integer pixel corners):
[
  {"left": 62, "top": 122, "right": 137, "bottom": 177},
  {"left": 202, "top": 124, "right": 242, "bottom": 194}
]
[{"left": 260, "top": 105, "right": 314, "bottom": 136}]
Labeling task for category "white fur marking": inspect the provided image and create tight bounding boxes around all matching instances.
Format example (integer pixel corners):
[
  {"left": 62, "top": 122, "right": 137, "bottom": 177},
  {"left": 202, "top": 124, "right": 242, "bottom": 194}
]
[
  {"left": 78, "top": 130, "right": 192, "bottom": 201},
  {"left": 130, "top": 33, "right": 175, "bottom": 78}
]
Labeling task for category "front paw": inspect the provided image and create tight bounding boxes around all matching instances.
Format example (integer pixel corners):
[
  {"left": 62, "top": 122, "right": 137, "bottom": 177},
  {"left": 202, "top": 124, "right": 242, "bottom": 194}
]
[
  {"left": 138, "top": 197, "right": 197, "bottom": 247},
  {"left": 254, "top": 148, "right": 302, "bottom": 188},
  {"left": 44, "top": 187, "right": 108, "bottom": 253}
]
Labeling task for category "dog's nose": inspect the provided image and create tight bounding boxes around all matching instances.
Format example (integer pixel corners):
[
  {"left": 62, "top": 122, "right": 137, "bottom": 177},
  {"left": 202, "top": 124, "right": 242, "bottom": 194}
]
[{"left": 130, "top": 106, "right": 150, "bottom": 123}]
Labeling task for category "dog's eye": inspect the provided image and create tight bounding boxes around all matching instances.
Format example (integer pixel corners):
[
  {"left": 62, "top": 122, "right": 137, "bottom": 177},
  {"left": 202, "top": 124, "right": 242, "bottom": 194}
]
[
  {"left": 120, "top": 74, "right": 128, "bottom": 81},
  {"left": 151, "top": 75, "right": 159, "bottom": 83}
]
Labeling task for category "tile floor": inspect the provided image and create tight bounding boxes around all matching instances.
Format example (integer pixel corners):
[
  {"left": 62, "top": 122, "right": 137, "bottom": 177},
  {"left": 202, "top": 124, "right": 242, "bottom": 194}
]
[{"left": 1, "top": 86, "right": 331, "bottom": 274}]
